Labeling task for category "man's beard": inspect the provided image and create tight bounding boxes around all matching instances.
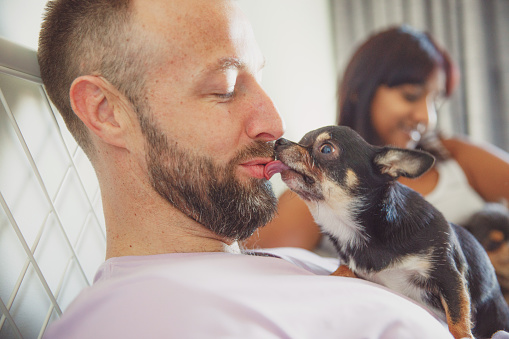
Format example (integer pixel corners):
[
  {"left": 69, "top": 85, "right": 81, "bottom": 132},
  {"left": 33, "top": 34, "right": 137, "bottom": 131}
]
[{"left": 139, "top": 114, "right": 278, "bottom": 241}]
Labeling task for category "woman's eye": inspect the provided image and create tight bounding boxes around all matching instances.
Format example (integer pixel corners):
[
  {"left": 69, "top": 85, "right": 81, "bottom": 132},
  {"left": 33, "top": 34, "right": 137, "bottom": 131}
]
[
  {"left": 320, "top": 143, "right": 334, "bottom": 154},
  {"left": 399, "top": 84, "right": 425, "bottom": 102},
  {"left": 402, "top": 92, "right": 421, "bottom": 102}
]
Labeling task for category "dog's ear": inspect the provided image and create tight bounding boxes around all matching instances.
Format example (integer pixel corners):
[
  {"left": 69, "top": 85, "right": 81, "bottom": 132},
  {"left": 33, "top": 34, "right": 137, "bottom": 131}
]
[{"left": 374, "top": 148, "right": 435, "bottom": 179}]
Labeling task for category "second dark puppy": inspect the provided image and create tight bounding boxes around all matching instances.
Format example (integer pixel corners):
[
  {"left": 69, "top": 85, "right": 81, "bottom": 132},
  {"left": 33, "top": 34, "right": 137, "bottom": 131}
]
[
  {"left": 463, "top": 203, "right": 509, "bottom": 304},
  {"left": 265, "top": 125, "right": 509, "bottom": 339}
]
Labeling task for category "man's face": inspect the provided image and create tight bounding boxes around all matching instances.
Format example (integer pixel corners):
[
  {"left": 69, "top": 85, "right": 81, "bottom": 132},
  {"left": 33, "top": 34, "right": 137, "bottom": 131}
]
[
  {"left": 141, "top": 113, "right": 278, "bottom": 240},
  {"left": 131, "top": 0, "right": 285, "bottom": 240}
]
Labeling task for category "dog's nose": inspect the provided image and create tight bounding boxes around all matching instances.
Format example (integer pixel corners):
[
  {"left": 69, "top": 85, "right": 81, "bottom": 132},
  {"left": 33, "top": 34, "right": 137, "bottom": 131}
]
[
  {"left": 274, "top": 138, "right": 292, "bottom": 152},
  {"left": 275, "top": 138, "right": 290, "bottom": 147}
]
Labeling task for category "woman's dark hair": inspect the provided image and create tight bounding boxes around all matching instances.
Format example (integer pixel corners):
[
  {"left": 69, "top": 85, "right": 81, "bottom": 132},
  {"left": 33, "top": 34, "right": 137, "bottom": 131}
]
[{"left": 337, "top": 25, "right": 458, "bottom": 159}]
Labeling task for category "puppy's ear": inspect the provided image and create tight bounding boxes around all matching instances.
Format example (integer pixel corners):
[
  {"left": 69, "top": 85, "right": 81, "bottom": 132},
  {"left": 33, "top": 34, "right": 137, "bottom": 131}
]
[{"left": 374, "top": 148, "right": 435, "bottom": 179}]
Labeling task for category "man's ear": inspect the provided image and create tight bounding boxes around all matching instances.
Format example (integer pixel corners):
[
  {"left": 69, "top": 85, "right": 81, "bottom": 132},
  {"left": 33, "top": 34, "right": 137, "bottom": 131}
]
[
  {"left": 374, "top": 147, "right": 435, "bottom": 179},
  {"left": 70, "top": 75, "right": 128, "bottom": 149}
]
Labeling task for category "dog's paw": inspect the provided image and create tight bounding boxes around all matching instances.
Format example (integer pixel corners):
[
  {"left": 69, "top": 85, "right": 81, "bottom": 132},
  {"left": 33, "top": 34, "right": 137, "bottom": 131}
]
[{"left": 331, "top": 265, "right": 357, "bottom": 278}]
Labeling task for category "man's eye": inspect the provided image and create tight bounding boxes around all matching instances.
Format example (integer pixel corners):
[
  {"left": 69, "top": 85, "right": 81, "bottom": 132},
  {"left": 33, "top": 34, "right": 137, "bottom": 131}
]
[
  {"left": 215, "top": 91, "right": 234, "bottom": 99},
  {"left": 320, "top": 143, "right": 334, "bottom": 154}
]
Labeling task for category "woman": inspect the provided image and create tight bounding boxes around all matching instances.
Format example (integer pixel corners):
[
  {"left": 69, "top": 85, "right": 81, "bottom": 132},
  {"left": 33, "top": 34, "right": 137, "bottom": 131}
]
[{"left": 244, "top": 25, "right": 509, "bottom": 257}]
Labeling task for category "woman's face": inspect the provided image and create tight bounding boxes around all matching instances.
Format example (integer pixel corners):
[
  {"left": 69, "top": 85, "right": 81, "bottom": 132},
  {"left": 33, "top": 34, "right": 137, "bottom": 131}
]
[{"left": 370, "top": 69, "right": 445, "bottom": 148}]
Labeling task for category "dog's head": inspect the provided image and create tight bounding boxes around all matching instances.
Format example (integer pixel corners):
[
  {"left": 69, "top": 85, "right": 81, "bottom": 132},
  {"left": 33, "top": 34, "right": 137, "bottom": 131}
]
[
  {"left": 464, "top": 203, "right": 509, "bottom": 293},
  {"left": 264, "top": 125, "right": 435, "bottom": 247},
  {"left": 267, "top": 126, "right": 435, "bottom": 204}
]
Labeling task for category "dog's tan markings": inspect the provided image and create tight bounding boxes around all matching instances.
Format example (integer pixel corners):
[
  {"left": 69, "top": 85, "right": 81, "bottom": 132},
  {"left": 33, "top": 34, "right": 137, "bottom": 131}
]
[
  {"left": 440, "top": 287, "right": 473, "bottom": 339},
  {"left": 309, "top": 132, "right": 332, "bottom": 181},
  {"left": 345, "top": 169, "right": 358, "bottom": 189},
  {"left": 281, "top": 144, "right": 310, "bottom": 175},
  {"left": 488, "top": 240, "right": 509, "bottom": 303},
  {"left": 309, "top": 158, "right": 324, "bottom": 182},
  {"left": 331, "top": 265, "right": 357, "bottom": 278},
  {"left": 489, "top": 229, "right": 505, "bottom": 243},
  {"left": 303, "top": 150, "right": 314, "bottom": 170},
  {"left": 289, "top": 142, "right": 324, "bottom": 183},
  {"left": 316, "top": 132, "right": 331, "bottom": 145},
  {"left": 300, "top": 148, "right": 321, "bottom": 181}
]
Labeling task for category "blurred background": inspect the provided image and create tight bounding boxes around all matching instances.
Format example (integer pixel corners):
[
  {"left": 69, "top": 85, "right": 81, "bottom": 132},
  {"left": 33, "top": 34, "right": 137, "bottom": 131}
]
[
  {"left": 240, "top": 0, "right": 509, "bottom": 194},
  {"left": 0, "top": 1, "right": 507, "bottom": 337}
]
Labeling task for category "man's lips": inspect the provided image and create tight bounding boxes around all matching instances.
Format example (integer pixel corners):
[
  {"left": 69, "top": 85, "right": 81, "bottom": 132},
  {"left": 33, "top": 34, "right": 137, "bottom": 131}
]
[
  {"left": 239, "top": 158, "right": 275, "bottom": 179},
  {"left": 263, "top": 160, "right": 290, "bottom": 180}
]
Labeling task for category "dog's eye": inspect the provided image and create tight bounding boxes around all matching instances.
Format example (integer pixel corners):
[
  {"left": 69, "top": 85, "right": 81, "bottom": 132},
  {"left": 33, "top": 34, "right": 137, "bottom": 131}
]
[{"left": 320, "top": 143, "right": 335, "bottom": 154}]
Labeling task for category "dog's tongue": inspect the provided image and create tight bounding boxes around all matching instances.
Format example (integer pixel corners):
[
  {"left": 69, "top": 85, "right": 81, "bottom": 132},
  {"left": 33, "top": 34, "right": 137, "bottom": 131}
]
[{"left": 264, "top": 160, "right": 290, "bottom": 180}]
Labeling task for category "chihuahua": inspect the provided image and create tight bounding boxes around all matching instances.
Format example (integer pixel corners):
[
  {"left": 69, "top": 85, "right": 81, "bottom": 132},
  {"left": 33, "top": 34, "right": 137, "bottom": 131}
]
[
  {"left": 464, "top": 203, "right": 509, "bottom": 305},
  {"left": 265, "top": 126, "right": 509, "bottom": 339}
]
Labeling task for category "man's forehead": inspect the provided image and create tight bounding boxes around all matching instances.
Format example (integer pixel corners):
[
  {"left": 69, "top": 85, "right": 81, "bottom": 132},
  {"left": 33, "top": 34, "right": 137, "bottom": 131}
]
[
  {"left": 131, "top": 0, "right": 253, "bottom": 55},
  {"left": 131, "top": 0, "right": 264, "bottom": 80},
  {"left": 132, "top": 0, "right": 235, "bottom": 32}
]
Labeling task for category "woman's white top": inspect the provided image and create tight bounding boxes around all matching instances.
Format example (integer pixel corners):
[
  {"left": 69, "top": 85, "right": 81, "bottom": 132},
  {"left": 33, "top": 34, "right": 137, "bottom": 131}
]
[{"left": 425, "top": 158, "right": 485, "bottom": 225}]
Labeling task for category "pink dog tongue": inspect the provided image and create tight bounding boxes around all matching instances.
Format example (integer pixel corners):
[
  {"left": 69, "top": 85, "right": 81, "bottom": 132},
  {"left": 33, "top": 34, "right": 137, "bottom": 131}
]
[{"left": 264, "top": 160, "right": 290, "bottom": 180}]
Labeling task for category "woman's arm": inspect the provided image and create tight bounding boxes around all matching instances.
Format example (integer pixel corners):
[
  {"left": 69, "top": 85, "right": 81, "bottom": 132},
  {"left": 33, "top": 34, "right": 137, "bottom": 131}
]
[
  {"left": 243, "top": 190, "right": 322, "bottom": 250},
  {"left": 442, "top": 137, "right": 509, "bottom": 202}
]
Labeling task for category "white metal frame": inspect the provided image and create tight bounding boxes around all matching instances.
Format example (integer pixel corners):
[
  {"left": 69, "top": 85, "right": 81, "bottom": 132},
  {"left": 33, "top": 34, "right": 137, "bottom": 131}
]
[{"left": 0, "top": 37, "right": 106, "bottom": 338}]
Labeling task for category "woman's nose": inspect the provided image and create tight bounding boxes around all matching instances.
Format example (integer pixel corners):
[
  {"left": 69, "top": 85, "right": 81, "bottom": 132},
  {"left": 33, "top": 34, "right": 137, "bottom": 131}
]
[
  {"left": 424, "top": 94, "right": 438, "bottom": 130},
  {"left": 413, "top": 97, "right": 430, "bottom": 124}
]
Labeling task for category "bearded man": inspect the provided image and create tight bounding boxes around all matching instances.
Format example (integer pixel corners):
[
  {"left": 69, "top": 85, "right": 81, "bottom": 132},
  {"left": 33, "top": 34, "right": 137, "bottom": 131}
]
[{"left": 39, "top": 0, "right": 457, "bottom": 338}]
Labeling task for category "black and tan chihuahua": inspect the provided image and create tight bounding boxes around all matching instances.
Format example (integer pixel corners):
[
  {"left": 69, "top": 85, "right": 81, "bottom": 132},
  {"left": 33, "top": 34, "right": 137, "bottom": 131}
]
[
  {"left": 464, "top": 203, "right": 509, "bottom": 305},
  {"left": 265, "top": 125, "right": 509, "bottom": 339}
]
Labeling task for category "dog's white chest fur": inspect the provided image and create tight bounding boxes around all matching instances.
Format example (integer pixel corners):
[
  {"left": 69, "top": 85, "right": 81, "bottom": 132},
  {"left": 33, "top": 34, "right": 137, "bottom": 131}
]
[
  {"left": 306, "top": 180, "right": 369, "bottom": 248},
  {"left": 360, "top": 254, "right": 430, "bottom": 300}
]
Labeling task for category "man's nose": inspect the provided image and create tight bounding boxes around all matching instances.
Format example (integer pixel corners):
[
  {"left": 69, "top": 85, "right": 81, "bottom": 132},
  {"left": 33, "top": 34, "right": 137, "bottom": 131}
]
[{"left": 245, "top": 85, "right": 285, "bottom": 142}]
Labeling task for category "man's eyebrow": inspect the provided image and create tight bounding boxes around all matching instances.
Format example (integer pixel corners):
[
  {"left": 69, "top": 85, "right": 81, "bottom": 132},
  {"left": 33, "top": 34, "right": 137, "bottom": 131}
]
[
  {"left": 195, "top": 57, "right": 266, "bottom": 84},
  {"left": 214, "top": 57, "right": 266, "bottom": 72},
  {"left": 216, "top": 57, "right": 244, "bottom": 71}
]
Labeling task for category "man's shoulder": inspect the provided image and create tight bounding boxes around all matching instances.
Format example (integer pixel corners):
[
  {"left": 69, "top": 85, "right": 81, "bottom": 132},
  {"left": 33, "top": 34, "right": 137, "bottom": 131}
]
[
  {"left": 44, "top": 249, "right": 453, "bottom": 339},
  {"left": 247, "top": 247, "right": 339, "bottom": 274},
  {"left": 94, "top": 248, "right": 336, "bottom": 282}
]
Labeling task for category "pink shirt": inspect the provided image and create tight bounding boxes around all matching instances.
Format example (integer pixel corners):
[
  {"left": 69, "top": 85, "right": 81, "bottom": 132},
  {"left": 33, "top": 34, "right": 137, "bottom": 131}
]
[{"left": 43, "top": 247, "right": 453, "bottom": 338}]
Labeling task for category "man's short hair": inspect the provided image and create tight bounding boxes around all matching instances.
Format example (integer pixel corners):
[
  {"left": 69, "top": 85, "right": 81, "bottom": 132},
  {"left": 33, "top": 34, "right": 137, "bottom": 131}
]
[{"left": 38, "top": 0, "right": 150, "bottom": 157}]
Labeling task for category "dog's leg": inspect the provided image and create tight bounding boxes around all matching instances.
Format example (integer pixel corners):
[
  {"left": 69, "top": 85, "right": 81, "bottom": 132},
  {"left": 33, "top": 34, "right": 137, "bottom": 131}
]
[
  {"left": 331, "top": 265, "right": 357, "bottom": 278},
  {"left": 439, "top": 278, "right": 473, "bottom": 339}
]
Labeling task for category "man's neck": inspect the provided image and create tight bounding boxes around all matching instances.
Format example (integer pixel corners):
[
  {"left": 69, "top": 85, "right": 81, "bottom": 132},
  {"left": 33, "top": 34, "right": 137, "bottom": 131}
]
[
  {"left": 98, "top": 163, "right": 240, "bottom": 259},
  {"left": 105, "top": 228, "right": 241, "bottom": 259}
]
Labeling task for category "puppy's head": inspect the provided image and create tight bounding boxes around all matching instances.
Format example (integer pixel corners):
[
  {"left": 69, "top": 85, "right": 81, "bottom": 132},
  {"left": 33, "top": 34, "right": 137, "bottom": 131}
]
[{"left": 269, "top": 125, "right": 435, "bottom": 204}]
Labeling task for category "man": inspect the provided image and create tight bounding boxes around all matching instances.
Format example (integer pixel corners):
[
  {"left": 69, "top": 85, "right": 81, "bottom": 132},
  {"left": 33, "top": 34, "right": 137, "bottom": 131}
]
[{"left": 39, "top": 0, "right": 455, "bottom": 338}]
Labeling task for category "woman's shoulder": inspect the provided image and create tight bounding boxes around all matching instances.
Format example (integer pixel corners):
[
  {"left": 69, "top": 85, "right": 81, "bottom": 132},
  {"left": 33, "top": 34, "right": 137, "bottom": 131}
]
[
  {"left": 441, "top": 135, "right": 480, "bottom": 156},
  {"left": 440, "top": 135, "right": 509, "bottom": 202},
  {"left": 441, "top": 135, "right": 509, "bottom": 163}
]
